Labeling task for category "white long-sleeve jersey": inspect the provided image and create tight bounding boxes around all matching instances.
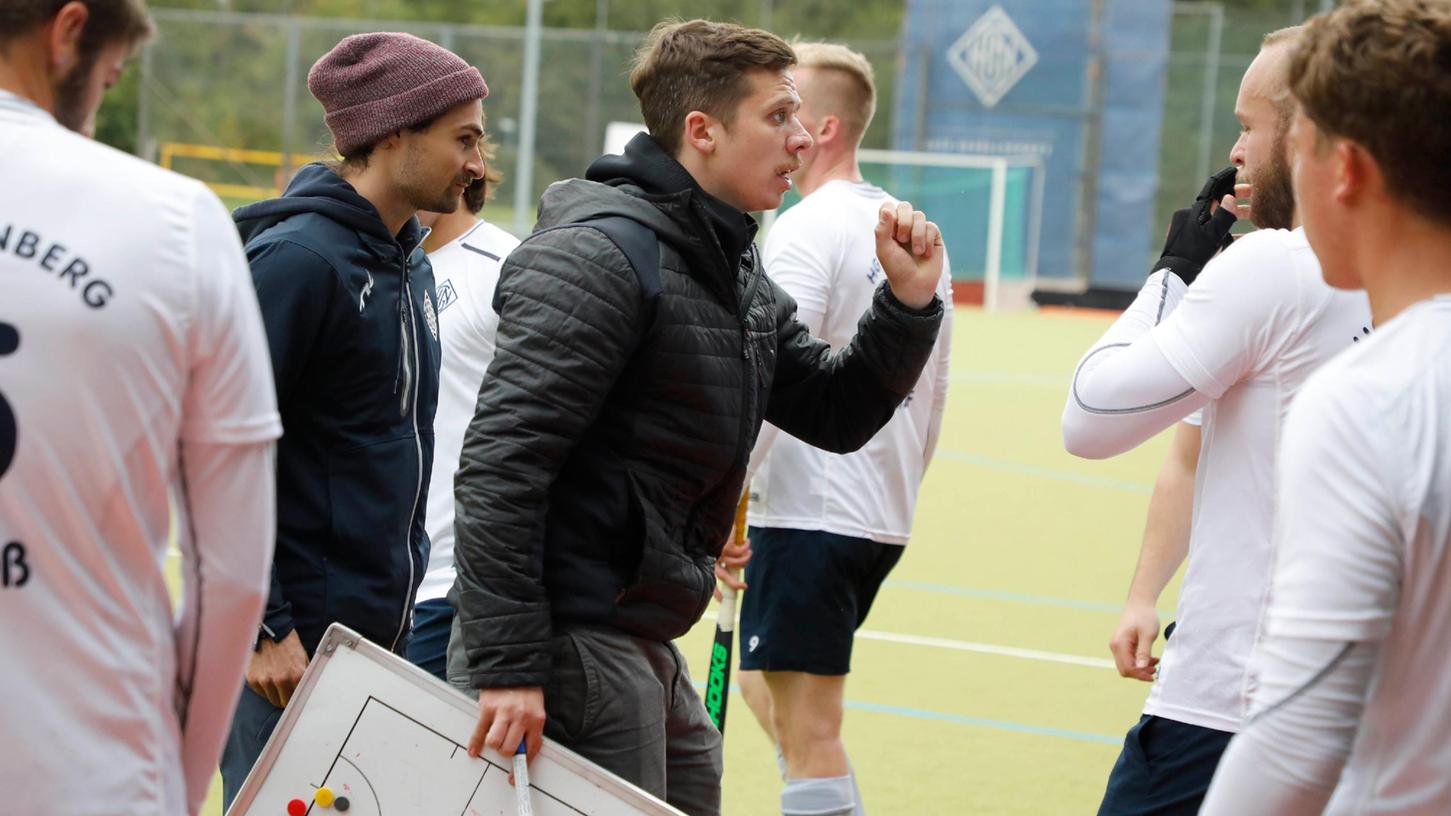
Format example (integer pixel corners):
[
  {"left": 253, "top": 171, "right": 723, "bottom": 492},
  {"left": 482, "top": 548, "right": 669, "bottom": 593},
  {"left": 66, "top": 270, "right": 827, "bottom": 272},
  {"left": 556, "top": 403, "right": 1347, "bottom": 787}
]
[
  {"left": 0, "top": 91, "right": 281, "bottom": 815},
  {"left": 1061, "top": 227, "right": 1369, "bottom": 733},
  {"left": 1203, "top": 297, "right": 1451, "bottom": 815}
]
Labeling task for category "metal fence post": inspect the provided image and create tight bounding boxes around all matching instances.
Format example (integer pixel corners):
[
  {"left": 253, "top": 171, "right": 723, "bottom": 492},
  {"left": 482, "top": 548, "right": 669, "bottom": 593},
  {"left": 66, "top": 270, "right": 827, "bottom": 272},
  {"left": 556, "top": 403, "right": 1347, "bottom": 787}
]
[
  {"left": 1195, "top": 2, "right": 1224, "bottom": 183},
  {"left": 583, "top": 0, "right": 608, "bottom": 168},
  {"left": 281, "top": 20, "right": 301, "bottom": 177},
  {"left": 135, "top": 39, "right": 154, "bottom": 160},
  {"left": 512, "top": 0, "right": 544, "bottom": 236}
]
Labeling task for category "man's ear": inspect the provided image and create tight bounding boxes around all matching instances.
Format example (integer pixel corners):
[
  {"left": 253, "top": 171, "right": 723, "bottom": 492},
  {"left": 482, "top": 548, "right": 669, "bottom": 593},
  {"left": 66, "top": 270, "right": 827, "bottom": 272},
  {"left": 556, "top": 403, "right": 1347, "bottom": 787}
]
[
  {"left": 683, "top": 110, "right": 718, "bottom": 157},
  {"left": 1334, "top": 139, "right": 1377, "bottom": 210},
  {"left": 375, "top": 130, "right": 404, "bottom": 154},
  {"left": 46, "top": 1, "right": 89, "bottom": 77},
  {"left": 815, "top": 114, "right": 841, "bottom": 147}
]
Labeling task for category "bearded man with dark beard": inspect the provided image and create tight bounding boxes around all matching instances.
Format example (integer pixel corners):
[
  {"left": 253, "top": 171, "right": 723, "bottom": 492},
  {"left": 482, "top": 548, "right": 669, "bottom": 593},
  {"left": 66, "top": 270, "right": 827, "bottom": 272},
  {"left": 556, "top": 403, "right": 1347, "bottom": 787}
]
[{"left": 1059, "top": 25, "right": 1375, "bottom": 816}]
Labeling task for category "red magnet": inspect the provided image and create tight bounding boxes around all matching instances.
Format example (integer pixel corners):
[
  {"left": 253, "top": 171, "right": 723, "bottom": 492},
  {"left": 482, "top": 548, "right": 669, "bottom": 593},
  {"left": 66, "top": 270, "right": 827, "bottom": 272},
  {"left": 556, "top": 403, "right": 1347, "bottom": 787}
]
[{"left": 287, "top": 798, "right": 307, "bottom": 816}]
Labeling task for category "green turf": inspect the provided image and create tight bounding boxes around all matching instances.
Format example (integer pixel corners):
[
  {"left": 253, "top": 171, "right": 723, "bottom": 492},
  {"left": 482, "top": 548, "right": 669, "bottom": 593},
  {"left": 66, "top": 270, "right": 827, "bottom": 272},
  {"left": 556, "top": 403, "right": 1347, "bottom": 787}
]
[{"left": 187, "top": 306, "right": 1178, "bottom": 815}]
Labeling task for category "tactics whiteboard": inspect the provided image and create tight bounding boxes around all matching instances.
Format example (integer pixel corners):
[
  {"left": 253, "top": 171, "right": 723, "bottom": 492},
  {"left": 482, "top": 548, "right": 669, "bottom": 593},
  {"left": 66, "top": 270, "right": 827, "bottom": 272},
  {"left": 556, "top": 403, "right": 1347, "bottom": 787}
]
[{"left": 227, "top": 624, "right": 685, "bottom": 816}]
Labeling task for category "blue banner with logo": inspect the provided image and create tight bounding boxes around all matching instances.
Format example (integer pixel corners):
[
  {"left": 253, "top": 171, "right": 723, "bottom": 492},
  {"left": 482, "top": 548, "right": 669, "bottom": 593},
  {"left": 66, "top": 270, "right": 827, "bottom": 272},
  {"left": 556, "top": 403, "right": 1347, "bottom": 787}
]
[{"left": 892, "top": 0, "right": 1172, "bottom": 288}]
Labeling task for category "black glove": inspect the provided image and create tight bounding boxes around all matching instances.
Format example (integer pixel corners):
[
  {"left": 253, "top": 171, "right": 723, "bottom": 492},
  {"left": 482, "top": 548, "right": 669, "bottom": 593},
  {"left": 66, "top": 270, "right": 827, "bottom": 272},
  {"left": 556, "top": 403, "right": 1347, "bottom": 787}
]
[{"left": 1155, "top": 165, "right": 1239, "bottom": 285}]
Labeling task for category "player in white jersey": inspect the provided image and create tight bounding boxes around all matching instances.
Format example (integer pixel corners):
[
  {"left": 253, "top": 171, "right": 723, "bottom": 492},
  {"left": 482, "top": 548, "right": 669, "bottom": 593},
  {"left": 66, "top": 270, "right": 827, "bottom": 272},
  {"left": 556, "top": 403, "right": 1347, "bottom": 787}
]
[
  {"left": 1202, "top": 3, "right": 1451, "bottom": 812},
  {"left": 407, "top": 163, "right": 520, "bottom": 682},
  {"left": 735, "top": 42, "right": 954, "bottom": 816},
  {"left": 0, "top": 2, "right": 281, "bottom": 815},
  {"left": 1060, "top": 25, "right": 1373, "bottom": 815}
]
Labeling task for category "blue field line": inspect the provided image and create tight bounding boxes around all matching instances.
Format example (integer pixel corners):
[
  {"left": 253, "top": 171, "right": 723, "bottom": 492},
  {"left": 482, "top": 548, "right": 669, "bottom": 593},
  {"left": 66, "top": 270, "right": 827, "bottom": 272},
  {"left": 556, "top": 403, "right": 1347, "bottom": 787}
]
[
  {"left": 841, "top": 699, "right": 1122, "bottom": 745},
  {"left": 882, "top": 579, "right": 1123, "bottom": 614},
  {"left": 935, "top": 449, "right": 1154, "bottom": 495},
  {"left": 697, "top": 682, "right": 1120, "bottom": 746}
]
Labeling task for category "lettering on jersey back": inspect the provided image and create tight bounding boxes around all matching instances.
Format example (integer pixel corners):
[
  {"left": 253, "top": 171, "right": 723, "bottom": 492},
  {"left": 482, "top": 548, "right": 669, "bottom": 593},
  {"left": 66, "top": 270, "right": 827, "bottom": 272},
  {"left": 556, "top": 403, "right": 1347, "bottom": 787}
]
[
  {"left": 2, "top": 542, "right": 28, "bottom": 588},
  {"left": 0, "top": 322, "right": 16, "bottom": 479},
  {"left": 1, "top": 325, "right": 26, "bottom": 589},
  {"left": 0, "top": 224, "right": 114, "bottom": 309}
]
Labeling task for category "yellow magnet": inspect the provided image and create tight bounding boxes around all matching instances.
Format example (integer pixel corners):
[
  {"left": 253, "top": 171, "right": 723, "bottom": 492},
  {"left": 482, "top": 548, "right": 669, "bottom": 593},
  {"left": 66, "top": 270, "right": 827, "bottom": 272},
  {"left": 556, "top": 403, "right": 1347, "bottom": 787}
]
[{"left": 315, "top": 787, "right": 335, "bottom": 808}]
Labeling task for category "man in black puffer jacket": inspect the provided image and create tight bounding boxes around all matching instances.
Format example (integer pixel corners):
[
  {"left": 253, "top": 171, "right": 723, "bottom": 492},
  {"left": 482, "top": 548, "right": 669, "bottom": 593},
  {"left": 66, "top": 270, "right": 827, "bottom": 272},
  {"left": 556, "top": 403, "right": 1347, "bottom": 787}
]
[{"left": 449, "top": 21, "right": 946, "bottom": 814}]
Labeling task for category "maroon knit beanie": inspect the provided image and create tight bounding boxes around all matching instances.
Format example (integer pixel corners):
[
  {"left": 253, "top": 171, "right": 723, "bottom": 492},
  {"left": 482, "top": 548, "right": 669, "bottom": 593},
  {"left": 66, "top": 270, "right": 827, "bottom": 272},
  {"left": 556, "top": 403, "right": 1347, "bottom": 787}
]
[{"left": 308, "top": 32, "right": 489, "bottom": 156}]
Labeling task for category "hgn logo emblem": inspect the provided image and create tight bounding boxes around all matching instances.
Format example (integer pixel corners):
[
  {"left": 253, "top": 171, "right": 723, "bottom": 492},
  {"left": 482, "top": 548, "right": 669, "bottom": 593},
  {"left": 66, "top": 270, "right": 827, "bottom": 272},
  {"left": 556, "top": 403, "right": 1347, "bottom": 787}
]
[{"left": 947, "top": 5, "right": 1039, "bottom": 109}]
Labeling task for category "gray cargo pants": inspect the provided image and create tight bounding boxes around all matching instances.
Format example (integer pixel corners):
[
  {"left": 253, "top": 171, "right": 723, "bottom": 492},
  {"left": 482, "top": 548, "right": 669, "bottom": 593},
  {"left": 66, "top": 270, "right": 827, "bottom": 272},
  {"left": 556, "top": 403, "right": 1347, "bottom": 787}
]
[{"left": 447, "top": 621, "right": 723, "bottom": 816}]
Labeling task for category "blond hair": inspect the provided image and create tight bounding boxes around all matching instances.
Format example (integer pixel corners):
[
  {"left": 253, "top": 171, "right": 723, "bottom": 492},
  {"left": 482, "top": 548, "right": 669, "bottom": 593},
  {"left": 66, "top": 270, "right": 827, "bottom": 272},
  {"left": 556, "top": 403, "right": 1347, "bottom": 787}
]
[
  {"left": 792, "top": 41, "right": 877, "bottom": 143},
  {"left": 1290, "top": 0, "right": 1451, "bottom": 225},
  {"left": 1261, "top": 24, "right": 1304, "bottom": 49},
  {"left": 1259, "top": 25, "right": 1304, "bottom": 122}
]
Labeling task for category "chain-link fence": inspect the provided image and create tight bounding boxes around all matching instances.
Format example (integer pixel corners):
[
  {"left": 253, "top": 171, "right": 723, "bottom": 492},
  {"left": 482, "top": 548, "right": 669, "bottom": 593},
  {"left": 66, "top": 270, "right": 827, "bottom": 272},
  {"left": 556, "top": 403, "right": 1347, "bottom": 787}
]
[
  {"left": 135, "top": 2, "right": 1333, "bottom": 278},
  {"left": 1158, "top": 0, "right": 1334, "bottom": 236},
  {"left": 136, "top": 8, "right": 896, "bottom": 235}
]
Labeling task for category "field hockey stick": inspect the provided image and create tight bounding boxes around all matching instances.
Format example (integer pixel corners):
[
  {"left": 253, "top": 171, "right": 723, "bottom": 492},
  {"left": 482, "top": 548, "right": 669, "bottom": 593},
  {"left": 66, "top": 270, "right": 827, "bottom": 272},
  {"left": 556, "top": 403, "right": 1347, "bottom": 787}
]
[{"left": 705, "top": 489, "right": 749, "bottom": 731}]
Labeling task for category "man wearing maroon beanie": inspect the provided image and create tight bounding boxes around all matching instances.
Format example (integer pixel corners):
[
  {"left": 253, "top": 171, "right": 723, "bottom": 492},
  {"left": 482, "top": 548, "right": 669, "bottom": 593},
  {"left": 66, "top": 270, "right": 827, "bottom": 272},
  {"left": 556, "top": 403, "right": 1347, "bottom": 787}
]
[{"left": 220, "top": 32, "right": 488, "bottom": 808}]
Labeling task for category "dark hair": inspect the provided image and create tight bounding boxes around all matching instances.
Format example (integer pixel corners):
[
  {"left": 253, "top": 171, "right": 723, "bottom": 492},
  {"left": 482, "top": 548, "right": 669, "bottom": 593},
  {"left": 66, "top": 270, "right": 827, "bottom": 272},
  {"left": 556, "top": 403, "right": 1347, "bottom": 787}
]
[
  {"left": 1290, "top": 0, "right": 1451, "bottom": 226},
  {"left": 334, "top": 109, "right": 446, "bottom": 169},
  {"left": 460, "top": 128, "right": 502, "bottom": 214},
  {"left": 0, "top": 0, "right": 153, "bottom": 52},
  {"left": 628, "top": 19, "right": 796, "bottom": 157}
]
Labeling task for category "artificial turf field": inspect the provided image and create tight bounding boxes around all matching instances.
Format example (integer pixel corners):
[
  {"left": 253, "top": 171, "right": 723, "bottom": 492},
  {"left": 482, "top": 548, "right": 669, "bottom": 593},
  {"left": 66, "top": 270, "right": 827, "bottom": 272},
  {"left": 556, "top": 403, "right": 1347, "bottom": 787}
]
[{"left": 194, "top": 306, "right": 1182, "bottom": 815}]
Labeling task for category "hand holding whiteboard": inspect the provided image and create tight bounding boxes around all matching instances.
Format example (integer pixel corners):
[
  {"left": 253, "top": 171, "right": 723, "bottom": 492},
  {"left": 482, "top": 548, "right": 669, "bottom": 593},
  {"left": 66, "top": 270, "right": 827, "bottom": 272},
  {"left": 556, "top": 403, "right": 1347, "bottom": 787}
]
[{"left": 226, "top": 624, "right": 685, "bottom": 816}]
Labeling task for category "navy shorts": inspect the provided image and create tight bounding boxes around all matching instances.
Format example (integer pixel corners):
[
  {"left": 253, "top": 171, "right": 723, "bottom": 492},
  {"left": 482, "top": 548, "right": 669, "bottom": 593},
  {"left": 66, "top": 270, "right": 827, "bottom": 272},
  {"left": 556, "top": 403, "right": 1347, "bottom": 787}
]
[
  {"left": 407, "top": 597, "right": 453, "bottom": 682},
  {"left": 737, "top": 526, "right": 903, "bottom": 675},
  {"left": 1097, "top": 714, "right": 1235, "bottom": 815}
]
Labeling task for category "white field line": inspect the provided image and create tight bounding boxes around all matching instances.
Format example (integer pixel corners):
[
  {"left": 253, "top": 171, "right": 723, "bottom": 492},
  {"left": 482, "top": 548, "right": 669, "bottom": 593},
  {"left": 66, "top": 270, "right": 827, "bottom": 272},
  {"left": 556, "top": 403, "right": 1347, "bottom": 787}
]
[{"left": 699, "top": 610, "right": 1113, "bottom": 670}]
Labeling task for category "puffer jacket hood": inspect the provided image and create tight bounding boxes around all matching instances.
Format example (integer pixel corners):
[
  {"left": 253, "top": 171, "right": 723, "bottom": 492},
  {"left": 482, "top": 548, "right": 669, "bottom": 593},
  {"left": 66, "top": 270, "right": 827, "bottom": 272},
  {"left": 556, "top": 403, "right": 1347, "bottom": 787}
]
[{"left": 538, "top": 132, "right": 758, "bottom": 294}]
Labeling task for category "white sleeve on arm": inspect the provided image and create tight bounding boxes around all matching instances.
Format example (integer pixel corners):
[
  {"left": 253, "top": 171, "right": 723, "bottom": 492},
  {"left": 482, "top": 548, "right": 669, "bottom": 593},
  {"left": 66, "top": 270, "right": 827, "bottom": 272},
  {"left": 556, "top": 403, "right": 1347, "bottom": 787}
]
[
  {"left": 1063, "top": 238, "right": 1292, "bottom": 459},
  {"left": 1060, "top": 270, "right": 1208, "bottom": 458},
  {"left": 748, "top": 211, "right": 836, "bottom": 483},
  {"left": 1202, "top": 636, "right": 1380, "bottom": 815},
  {"left": 1200, "top": 379, "right": 1401, "bottom": 815},
  {"left": 923, "top": 274, "right": 953, "bottom": 468},
  {"left": 174, "top": 188, "right": 282, "bottom": 814}
]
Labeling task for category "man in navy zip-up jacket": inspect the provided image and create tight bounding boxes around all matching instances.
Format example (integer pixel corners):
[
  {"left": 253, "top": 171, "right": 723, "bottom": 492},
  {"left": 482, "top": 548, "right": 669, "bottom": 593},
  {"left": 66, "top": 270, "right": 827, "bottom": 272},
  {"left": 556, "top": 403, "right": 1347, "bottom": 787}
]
[{"left": 219, "top": 32, "right": 489, "bottom": 807}]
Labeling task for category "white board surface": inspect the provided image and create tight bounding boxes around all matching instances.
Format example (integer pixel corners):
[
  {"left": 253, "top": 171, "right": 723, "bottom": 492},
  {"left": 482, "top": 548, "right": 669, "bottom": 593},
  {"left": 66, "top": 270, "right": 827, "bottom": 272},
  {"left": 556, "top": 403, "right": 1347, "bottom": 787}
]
[{"left": 227, "top": 624, "right": 685, "bottom": 816}]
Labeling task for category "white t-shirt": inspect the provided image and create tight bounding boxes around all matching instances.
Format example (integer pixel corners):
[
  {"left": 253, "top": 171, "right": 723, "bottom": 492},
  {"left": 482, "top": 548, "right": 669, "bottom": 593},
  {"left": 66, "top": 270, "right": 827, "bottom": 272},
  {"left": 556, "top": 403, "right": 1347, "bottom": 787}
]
[
  {"left": 416, "top": 220, "right": 519, "bottom": 604},
  {"left": 1143, "top": 228, "right": 1372, "bottom": 732},
  {"left": 0, "top": 92, "right": 281, "bottom": 814},
  {"left": 1203, "top": 296, "right": 1451, "bottom": 815},
  {"left": 748, "top": 179, "right": 953, "bottom": 545}
]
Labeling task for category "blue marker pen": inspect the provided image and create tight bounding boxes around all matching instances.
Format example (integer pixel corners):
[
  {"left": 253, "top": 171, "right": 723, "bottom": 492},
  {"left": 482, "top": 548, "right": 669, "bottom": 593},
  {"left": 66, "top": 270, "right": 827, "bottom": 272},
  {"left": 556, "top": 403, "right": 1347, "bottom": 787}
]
[{"left": 514, "top": 737, "right": 534, "bottom": 816}]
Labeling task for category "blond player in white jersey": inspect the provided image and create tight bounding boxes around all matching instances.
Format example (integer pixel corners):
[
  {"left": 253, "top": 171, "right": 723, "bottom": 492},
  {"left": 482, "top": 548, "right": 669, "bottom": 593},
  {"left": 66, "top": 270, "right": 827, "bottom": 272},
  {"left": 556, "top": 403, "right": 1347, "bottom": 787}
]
[
  {"left": 407, "top": 168, "right": 520, "bottom": 681},
  {"left": 1060, "top": 26, "right": 1372, "bottom": 815},
  {"left": 0, "top": 2, "right": 281, "bottom": 815},
  {"left": 735, "top": 42, "right": 953, "bottom": 816},
  {"left": 1202, "top": 3, "right": 1451, "bottom": 812}
]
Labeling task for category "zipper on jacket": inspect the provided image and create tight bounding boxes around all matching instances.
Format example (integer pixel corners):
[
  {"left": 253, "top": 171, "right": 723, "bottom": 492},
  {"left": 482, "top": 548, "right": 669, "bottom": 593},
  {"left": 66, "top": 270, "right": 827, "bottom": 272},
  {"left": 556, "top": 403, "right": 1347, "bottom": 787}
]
[
  {"left": 735, "top": 246, "right": 764, "bottom": 451},
  {"left": 397, "top": 294, "right": 413, "bottom": 416},
  {"left": 687, "top": 246, "right": 765, "bottom": 548},
  {"left": 391, "top": 262, "right": 424, "bottom": 652}
]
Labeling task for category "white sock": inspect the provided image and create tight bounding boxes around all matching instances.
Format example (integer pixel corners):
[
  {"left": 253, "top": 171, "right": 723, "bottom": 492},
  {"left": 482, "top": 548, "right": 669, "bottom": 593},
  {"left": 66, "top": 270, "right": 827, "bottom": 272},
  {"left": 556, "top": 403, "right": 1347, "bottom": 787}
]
[
  {"left": 848, "top": 758, "right": 865, "bottom": 816},
  {"left": 776, "top": 747, "right": 787, "bottom": 781},
  {"left": 781, "top": 775, "right": 856, "bottom": 816}
]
